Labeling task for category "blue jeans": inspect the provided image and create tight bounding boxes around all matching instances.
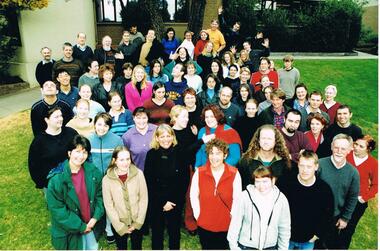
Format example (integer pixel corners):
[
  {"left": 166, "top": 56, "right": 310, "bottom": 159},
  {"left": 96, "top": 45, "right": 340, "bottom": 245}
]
[
  {"left": 289, "top": 240, "right": 314, "bottom": 250},
  {"left": 82, "top": 231, "right": 98, "bottom": 250}
]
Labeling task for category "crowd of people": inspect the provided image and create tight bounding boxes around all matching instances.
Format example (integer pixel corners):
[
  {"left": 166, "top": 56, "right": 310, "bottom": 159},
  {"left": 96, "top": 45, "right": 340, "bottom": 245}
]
[{"left": 28, "top": 7, "right": 377, "bottom": 250}]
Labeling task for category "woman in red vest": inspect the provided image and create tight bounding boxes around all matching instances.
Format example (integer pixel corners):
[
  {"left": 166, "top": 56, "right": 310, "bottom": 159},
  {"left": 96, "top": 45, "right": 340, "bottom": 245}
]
[{"left": 190, "top": 139, "right": 242, "bottom": 249}]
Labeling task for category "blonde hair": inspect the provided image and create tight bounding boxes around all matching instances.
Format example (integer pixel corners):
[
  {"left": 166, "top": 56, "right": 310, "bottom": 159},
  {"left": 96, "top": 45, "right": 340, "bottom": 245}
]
[
  {"left": 169, "top": 105, "right": 187, "bottom": 125},
  {"left": 131, "top": 65, "right": 148, "bottom": 89},
  {"left": 150, "top": 124, "right": 178, "bottom": 149},
  {"left": 201, "top": 41, "right": 214, "bottom": 56}
]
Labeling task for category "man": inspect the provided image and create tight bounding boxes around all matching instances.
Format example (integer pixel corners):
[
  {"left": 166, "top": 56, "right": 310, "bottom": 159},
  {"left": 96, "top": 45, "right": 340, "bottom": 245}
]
[
  {"left": 129, "top": 24, "right": 145, "bottom": 45},
  {"left": 258, "top": 88, "right": 290, "bottom": 128},
  {"left": 318, "top": 134, "right": 360, "bottom": 249},
  {"left": 320, "top": 104, "right": 362, "bottom": 157},
  {"left": 278, "top": 54, "right": 300, "bottom": 99},
  {"left": 299, "top": 91, "right": 330, "bottom": 132},
  {"left": 118, "top": 30, "right": 140, "bottom": 64},
  {"left": 52, "top": 42, "right": 84, "bottom": 87},
  {"left": 94, "top": 35, "right": 124, "bottom": 76},
  {"left": 56, "top": 69, "right": 79, "bottom": 109},
  {"left": 136, "top": 29, "right": 168, "bottom": 67},
  {"left": 218, "top": 86, "right": 242, "bottom": 127},
  {"left": 35, "top": 47, "right": 55, "bottom": 87},
  {"left": 31, "top": 81, "right": 73, "bottom": 136},
  {"left": 165, "top": 63, "right": 187, "bottom": 105},
  {"left": 279, "top": 150, "right": 334, "bottom": 250},
  {"left": 218, "top": 6, "right": 243, "bottom": 51},
  {"left": 206, "top": 19, "right": 226, "bottom": 55},
  {"left": 280, "top": 109, "right": 313, "bottom": 161},
  {"left": 72, "top": 32, "right": 94, "bottom": 66},
  {"left": 248, "top": 31, "right": 270, "bottom": 72}
]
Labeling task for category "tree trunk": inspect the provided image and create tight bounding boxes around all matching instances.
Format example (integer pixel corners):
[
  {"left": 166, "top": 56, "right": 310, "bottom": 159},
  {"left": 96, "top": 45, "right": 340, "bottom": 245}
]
[
  {"left": 187, "top": 0, "right": 206, "bottom": 42},
  {"left": 143, "top": 0, "right": 165, "bottom": 40}
]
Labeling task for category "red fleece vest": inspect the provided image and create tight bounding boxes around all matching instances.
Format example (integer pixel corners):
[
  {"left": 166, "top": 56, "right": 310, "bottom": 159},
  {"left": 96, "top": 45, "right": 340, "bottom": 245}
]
[{"left": 197, "top": 163, "right": 237, "bottom": 232}]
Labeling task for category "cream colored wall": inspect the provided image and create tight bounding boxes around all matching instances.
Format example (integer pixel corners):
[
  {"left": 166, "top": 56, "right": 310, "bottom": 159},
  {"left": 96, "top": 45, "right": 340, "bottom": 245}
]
[{"left": 10, "top": 0, "right": 97, "bottom": 87}]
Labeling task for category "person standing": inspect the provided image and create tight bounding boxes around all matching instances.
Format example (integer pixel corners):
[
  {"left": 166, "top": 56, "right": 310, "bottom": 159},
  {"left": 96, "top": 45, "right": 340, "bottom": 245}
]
[
  {"left": 206, "top": 19, "right": 226, "bottom": 55},
  {"left": 278, "top": 54, "right": 300, "bottom": 99},
  {"left": 72, "top": 32, "right": 94, "bottom": 66},
  {"left": 35, "top": 46, "right": 55, "bottom": 87},
  {"left": 318, "top": 134, "right": 360, "bottom": 249}
]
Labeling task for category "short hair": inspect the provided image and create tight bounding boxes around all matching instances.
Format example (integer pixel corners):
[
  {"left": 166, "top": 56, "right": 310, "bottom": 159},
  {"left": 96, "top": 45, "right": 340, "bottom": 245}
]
[
  {"left": 270, "top": 88, "right": 286, "bottom": 100},
  {"left": 40, "top": 46, "right": 51, "bottom": 53},
  {"left": 307, "top": 113, "right": 328, "bottom": 130},
  {"left": 182, "top": 87, "right": 196, "bottom": 98},
  {"left": 220, "top": 86, "right": 233, "bottom": 96},
  {"left": 246, "top": 98, "right": 259, "bottom": 108},
  {"left": 240, "top": 67, "right": 251, "bottom": 75},
  {"left": 107, "top": 91, "right": 122, "bottom": 102},
  {"left": 150, "top": 124, "right": 178, "bottom": 149},
  {"left": 205, "top": 138, "right": 229, "bottom": 156},
  {"left": 337, "top": 104, "right": 352, "bottom": 114},
  {"left": 253, "top": 166, "right": 273, "bottom": 180},
  {"left": 85, "top": 59, "right": 99, "bottom": 72},
  {"left": 98, "top": 63, "right": 115, "bottom": 80},
  {"left": 243, "top": 40, "right": 251, "bottom": 46},
  {"left": 122, "top": 62, "right": 134, "bottom": 70},
  {"left": 169, "top": 105, "right": 187, "bottom": 125},
  {"left": 133, "top": 106, "right": 149, "bottom": 117},
  {"left": 283, "top": 54, "right": 294, "bottom": 62},
  {"left": 309, "top": 90, "right": 323, "bottom": 100},
  {"left": 332, "top": 133, "right": 353, "bottom": 147},
  {"left": 325, "top": 84, "right": 338, "bottom": 95},
  {"left": 122, "top": 30, "right": 130, "bottom": 36},
  {"left": 79, "top": 84, "right": 92, "bottom": 92},
  {"left": 94, "top": 112, "right": 113, "bottom": 128},
  {"left": 299, "top": 150, "right": 319, "bottom": 165},
  {"left": 201, "top": 104, "right": 225, "bottom": 124},
  {"left": 45, "top": 106, "right": 62, "bottom": 119},
  {"left": 62, "top": 42, "right": 72, "bottom": 49},
  {"left": 356, "top": 134, "right": 376, "bottom": 152},
  {"left": 75, "top": 98, "right": 90, "bottom": 108},
  {"left": 56, "top": 68, "right": 70, "bottom": 78},
  {"left": 285, "top": 109, "right": 302, "bottom": 120},
  {"left": 263, "top": 85, "right": 274, "bottom": 93},
  {"left": 211, "top": 19, "right": 219, "bottom": 24},
  {"left": 67, "top": 135, "right": 91, "bottom": 156}
]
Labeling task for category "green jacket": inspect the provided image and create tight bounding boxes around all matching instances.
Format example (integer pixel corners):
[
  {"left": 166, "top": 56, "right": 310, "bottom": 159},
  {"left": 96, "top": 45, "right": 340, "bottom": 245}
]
[{"left": 46, "top": 160, "right": 105, "bottom": 250}]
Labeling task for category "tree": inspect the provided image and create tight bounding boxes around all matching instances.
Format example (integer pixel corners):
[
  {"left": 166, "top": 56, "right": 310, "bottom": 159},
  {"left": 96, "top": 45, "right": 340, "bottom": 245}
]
[
  {"left": 0, "top": 0, "right": 48, "bottom": 10},
  {"left": 187, "top": 0, "right": 206, "bottom": 42}
]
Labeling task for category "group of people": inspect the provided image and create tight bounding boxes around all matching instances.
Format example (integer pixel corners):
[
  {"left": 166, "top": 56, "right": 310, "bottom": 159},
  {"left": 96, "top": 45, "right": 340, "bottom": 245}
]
[{"left": 28, "top": 8, "right": 377, "bottom": 251}]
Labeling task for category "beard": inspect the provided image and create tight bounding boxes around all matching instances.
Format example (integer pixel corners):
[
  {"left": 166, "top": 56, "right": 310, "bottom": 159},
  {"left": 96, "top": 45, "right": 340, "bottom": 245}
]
[{"left": 285, "top": 127, "right": 296, "bottom": 133}]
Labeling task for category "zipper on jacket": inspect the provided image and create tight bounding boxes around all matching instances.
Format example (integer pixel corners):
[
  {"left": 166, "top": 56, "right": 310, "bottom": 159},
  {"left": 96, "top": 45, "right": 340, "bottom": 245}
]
[
  {"left": 246, "top": 189, "right": 261, "bottom": 248},
  {"left": 100, "top": 138, "right": 103, "bottom": 174},
  {"left": 262, "top": 190, "right": 281, "bottom": 249}
]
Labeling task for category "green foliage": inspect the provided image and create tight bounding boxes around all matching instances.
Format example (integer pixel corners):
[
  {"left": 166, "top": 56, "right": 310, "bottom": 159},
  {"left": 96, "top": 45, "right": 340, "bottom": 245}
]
[
  {"left": 0, "top": 12, "right": 17, "bottom": 78},
  {"left": 120, "top": 0, "right": 151, "bottom": 34},
  {"left": 261, "top": 9, "right": 292, "bottom": 51},
  {"left": 0, "top": 0, "right": 48, "bottom": 10},
  {"left": 222, "top": 0, "right": 259, "bottom": 39}
]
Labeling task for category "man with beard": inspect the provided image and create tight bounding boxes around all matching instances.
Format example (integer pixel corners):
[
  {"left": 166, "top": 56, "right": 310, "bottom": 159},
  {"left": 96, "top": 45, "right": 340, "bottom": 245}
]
[
  {"left": 35, "top": 47, "right": 55, "bottom": 87},
  {"left": 280, "top": 109, "right": 312, "bottom": 162},
  {"left": 218, "top": 86, "right": 242, "bottom": 127}
]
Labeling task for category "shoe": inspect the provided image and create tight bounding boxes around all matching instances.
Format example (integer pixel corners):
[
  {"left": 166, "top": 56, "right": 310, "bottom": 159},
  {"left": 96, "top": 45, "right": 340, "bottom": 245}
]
[{"left": 106, "top": 235, "right": 115, "bottom": 244}]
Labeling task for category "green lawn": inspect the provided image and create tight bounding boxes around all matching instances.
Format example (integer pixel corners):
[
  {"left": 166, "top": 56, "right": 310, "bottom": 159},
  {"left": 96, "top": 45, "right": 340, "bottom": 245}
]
[{"left": 0, "top": 59, "right": 377, "bottom": 249}]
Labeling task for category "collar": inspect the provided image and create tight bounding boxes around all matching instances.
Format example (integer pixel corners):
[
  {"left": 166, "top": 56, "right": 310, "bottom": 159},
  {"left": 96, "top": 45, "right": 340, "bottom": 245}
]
[
  {"left": 306, "top": 106, "right": 321, "bottom": 114},
  {"left": 42, "top": 59, "right": 53, "bottom": 65},
  {"left": 330, "top": 156, "right": 347, "bottom": 169}
]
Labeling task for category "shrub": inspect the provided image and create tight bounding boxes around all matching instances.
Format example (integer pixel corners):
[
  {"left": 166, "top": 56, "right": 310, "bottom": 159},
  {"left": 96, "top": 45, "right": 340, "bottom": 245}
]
[{"left": 0, "top": 11, "right": 18, "bottom": 79}]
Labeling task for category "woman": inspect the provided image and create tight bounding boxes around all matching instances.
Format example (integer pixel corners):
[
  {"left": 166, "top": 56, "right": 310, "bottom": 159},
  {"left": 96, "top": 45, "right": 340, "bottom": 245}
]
[
  {"left": 183, "top": 87, "right": 204, "bottom": 130},
  {"left": 184, "top": 61, "right": 203, "bottom": 94},
  {"left": 194, "top": 30, "right": 209, "bottom": 60},
  {"left": 78, "top": 59, "right": 100, "bottom": 90},
  {"left": 102, "top": 146, "right": 148, "bottom": 250},
  {"left": 28, "top": 107, "right": 78, "bottom": 190},
  {"left": 147, "top": 59, "right": 169, "bottom": 84},
  {"left": 93, "top": 63, "right": 124, "bottom": 111},
  {"left": 253, "top": 75, "right": 273, "bottom": 103},
  {"left": 234, "top": 99, "right": 260, "bottom": 152},
  {"left": 210, "top": 59, "right": 224, "bottom": 83},
  {"left": 197, "top": 74, "right": 221, "bottom": 107},
  {"left": 144, "top": 124, "right": 195, "bottom": 249},
  {"left": 304, "top": 113, "right": 328, "bottom": 154},
  {"left": 250, "top": 57, "right": 279, "bottom": 92},
  {"left": 346, "top": 135, "right": 378, "bottom": 248},
  {"left": 239, "top": 66, "right": 252, "bottom": 87},
  {"left": 115, "top": 62, "right": 133, "bottom": 87},
  {"left": 124, "top": 65, "right": 153, "bottom": 112},
  {"left": 237, "top": 49, "right": 254, "bottom": 73},
  {"left": 164, "top": 47, "right": 202, "bottom": 78},
  {"left": 320, "top": 84, "right": 341, "bottom": 125},
  {"left": 143, "top": 81, "right": 175, "bottom": 125},
  {"left": 232, "top": 83, "right": 253, "bottom": 114},
  {"left": 122, "top": 107, "right": 157, "bottom": 171},
  {"left": 46, "top": 135, "right": 104, "bottom": 250},
  {"left": 195, "top": 104, "right": 242, "bottom": 168},
  {"left": 197, "top": 41, "right": 216, "bottom": 80},
  {"left": 227, "top": 166, "right": 291, "bottom": 250},
  {"left": 258, "top": 85, "right": 273, "bottom": 114},
  {"left": 221, "top": 51, "right": 240, "bottom": 78},
  {"left": 67, "top": 99, "right": 94, "bottom": 137},
  {"left": 108, "top": 91, "right": 134, "bottom": 137},
  {"left": 161, "top": 27, "right": 180, "bottom": 57},
  {"left": 223, "top": 64, "right": 240, "bottom": 97},
  {"left": 179, "top": 30, "right": 195, "bottom": 58},
  {"left": 190, "top": 139, "right": 242, "bottom": 249},
  {"left": 286, "top": 83, "right": 309, "bottom": 111},
  {"left": 237, "top": 124, "right": 292, "bottom": 189}
]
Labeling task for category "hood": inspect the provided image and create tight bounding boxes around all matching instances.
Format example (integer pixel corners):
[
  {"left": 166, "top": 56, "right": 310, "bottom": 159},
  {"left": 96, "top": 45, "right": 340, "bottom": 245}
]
[{"left": 47, "top": 161, "right": 66, "bottom": 180}]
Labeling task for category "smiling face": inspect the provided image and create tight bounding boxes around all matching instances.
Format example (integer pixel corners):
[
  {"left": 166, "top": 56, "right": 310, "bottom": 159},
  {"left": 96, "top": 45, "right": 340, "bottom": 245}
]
[
  {"left": 152, "top": 62, "right": 161, "bottom": 75},
  {"left": 205, "top": 110, "right": 218, "bottom": 128},
  {"left": 184, "top": 32, "right": 192, "bottom": 41},
  {"left": 310, "top": 118, "right": 324, "bottom": 135},
  {"left": 63, "top": 45, "right": 73, "bottom": 58},
  {"left": 76, "top": 101, "right": 90, "bottom": 119},
  {"left": 103, "top": 70, "right": 113, "bottom": 83},
  {"left": 284, "top": 112, "right": 301, "bottom": 133},
  {"left": 184, "top": 93, "right": 196, "bottom": 108},
  {"left": 353, "top": 139, "right": 369, "bottom": 158},
  {"left": 115, "top": 150, "right": 131, "bottom": 172},
  {"left": 240, "top": 70, "right": 250, "bottom": 82},
  {"left": 309, "top": 94, "right": 323, "bottom": 109},
  {"left": 245, "top": 102, "right": 258, "bottom": 118},
  {"left": 41, "top": 48, "right": 51, "bottom": 61},
  {"left": 298, "top": 157, "right": 318, "bottom": 184},
  {"left": 57, "top": 71, "right": 71, "bottom": 86},
  {"left": 154, "top": 86, "right": 166, "bottom": 100},
  {"left": 174, "top": 109, "right": 189, "bottom": 129},
  {"left": 45, "top": 110, "right": 63, "bottom": 131},
  {"left": 89, "top": 61, "right": 99, "bottom": 75},
  {"left": 77, "top": 33, "right": 86, "bottom": 45},
  {"left": 94, "top": 117, "right": 109, "bottom": 136},
  {"left": 156, "top": 130, "right": 174, "bottom": 149},
  {"left": 79, "top": 85, "right": 92, "bottom": 100},
  {"left": 208, "top": 146, "right": 226, "bottom": 168},
  {"left": 224, "top": 53, "right": 231, "bottom": 64},
  {"left": 133, "top": 112, "right": 148, "bottom": 130},
  {"left": 259, "top": 128, "right": 276, "bottom": 151},
  {"left": 109, "top": 95, "right": 122, "bottom": 110},
  {"left": 187, "top": 64, "right": 195, "bottom": 75},
  {"left": 259, "top": 59, "right": 269, "bottom": 71},
  {"left": 240, "top": 87, "right": 249, "bottom": 100},
  {"left": 206, "top": 77, "right": 216, "bottom": 89},
  {"left": 205, "top": 42, "right": 213, "bottom": 53},
  {"left": 271, "top": 96, "right": 284, "bottom": 109},
  {"left": 69, "top": 145, "right": 88, "bottom": 168},
  {"left": 211, "top": 62, "right": 219, "bottom": 74},
  {"left": 296, "top": 87, "right": 307, "bottom": 101},
  {"left": 229, "top": 67, "right": 237, "bottom": 77},
  {"left": 336, "top": 108, "right": 352, "bottom": 127},
  {"left": 219, "top": 88, "right": 232, "bottom": 106},
  {"left": 325, "top": 87, "right": 336, "bottom": 101},
  {"left": 331, "top": 138, "right": 351, "bottom": 163},
  {"left": 260, "top": 76, "right": 270, "bottom": 87},
  {"left": 200, "top": 31, "right": 208, "bottom": 40},
  {"left": 210, "top": 21, "right": 218, "bottom": 30},
  {"left": 134, "top": 67, "right": 145, "bottom": 82},
  {"left": 178, "top": 48, "right": 187, "bottom": 60},
  {"left": 102, "top": 36, "right": 112, "bottom": 48}
]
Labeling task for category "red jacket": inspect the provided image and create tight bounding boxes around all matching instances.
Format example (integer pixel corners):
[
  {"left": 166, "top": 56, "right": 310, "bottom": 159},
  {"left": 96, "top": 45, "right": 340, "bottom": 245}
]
[
  {"left": 347, "top": 151, "right": 378, "bottom": 201},
  {"left": 250, "top": 70, "right": 279, "bottom": 92},
  {"left": 197, "top": 162, "right": 237, "bottom": 232}
]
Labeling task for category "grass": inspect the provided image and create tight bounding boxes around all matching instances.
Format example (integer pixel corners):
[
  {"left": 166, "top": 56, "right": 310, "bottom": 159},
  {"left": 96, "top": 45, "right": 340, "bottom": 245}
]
[{"left": 0, "top": 59, "right": 377, "bottom": 249}]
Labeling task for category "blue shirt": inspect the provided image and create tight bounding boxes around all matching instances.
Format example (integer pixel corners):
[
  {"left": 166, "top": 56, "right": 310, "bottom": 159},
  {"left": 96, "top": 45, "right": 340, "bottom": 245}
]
[{"left": 58, "top": 87, "right": 79, "bottom": 109}]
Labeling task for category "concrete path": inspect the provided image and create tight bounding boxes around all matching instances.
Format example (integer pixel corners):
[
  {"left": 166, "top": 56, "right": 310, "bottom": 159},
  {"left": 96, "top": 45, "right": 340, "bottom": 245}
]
[{"left": 0, "top": 87, "right": 41, "bottom": 118}]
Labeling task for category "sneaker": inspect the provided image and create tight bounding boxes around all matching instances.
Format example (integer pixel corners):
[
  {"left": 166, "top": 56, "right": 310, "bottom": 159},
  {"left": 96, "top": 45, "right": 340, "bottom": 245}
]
[{"left": 106, "top": 235, "right": 115, "bottom": 244}]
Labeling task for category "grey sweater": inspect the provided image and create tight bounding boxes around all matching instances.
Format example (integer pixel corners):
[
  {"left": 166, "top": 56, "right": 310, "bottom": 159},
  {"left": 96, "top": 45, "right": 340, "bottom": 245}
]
[
  {"left": 278, "top": 67, "right": 300, "bottom": 99},
  {"left": 318, "top": 157, "right": 359, "bottom": 222}
]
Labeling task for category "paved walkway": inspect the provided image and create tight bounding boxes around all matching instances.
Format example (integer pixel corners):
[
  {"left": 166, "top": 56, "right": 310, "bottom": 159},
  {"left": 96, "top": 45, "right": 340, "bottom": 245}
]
[{"left": 0, "top": 51, "right": 377, "bottom": 119}]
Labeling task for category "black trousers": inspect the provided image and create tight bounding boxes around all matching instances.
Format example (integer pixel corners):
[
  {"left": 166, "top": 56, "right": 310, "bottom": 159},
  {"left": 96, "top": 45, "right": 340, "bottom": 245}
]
[
  {"left": 111, "top": 225, "right": 143, "bottom": 250},
  {"left": 150, "top": 202, "right": 184, "bottom": 250},
  {"left": 198, "top": 226, "right": 229, "bottom": 250},
  {"left": 325, "top": 203, "right": 368, "bottom": 250}
]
